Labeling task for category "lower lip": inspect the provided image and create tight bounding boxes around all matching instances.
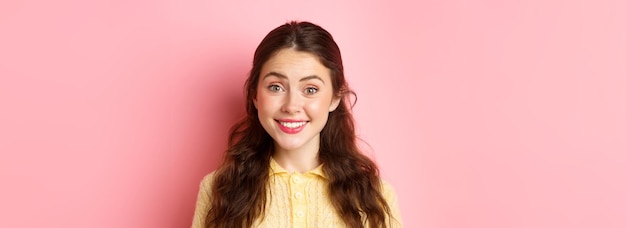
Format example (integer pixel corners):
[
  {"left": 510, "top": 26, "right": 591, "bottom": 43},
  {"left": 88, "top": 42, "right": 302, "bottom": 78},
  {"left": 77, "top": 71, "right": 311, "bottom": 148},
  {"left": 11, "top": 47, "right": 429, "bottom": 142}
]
[{"left": 276, "top": 121, "right": 307, "bottom": 134}]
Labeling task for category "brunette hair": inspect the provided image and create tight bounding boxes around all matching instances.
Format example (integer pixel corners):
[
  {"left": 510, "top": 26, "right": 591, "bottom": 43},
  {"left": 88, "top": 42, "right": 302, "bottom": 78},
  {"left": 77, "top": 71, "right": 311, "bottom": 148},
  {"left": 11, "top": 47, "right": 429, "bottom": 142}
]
[{"left": 205, "top": 21, "right": 393, "bottom": 227}]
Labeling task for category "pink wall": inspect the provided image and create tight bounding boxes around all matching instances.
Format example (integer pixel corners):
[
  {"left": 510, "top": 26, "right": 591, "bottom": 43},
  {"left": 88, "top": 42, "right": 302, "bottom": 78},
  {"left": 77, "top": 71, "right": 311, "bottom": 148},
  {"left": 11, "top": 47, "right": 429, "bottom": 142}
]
[{"left": 1, "top": 0, "right": 625, "bottom": 227}]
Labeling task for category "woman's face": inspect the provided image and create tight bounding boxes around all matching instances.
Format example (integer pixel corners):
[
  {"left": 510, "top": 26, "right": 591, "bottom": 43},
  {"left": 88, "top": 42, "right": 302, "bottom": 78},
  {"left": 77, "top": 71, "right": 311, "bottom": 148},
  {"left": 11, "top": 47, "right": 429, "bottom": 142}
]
[{"left": 254, "top": 48, "right": 340, "bottom": 154}]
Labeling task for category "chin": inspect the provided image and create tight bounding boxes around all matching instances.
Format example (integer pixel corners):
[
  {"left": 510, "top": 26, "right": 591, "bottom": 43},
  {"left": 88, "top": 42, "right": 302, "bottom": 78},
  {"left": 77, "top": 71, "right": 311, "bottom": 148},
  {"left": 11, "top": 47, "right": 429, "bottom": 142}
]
[
  {"left": 274, "top": 140, "right": 306, "bottom": 152},
  {"left": 275, "top": 144, "right": 303, "bottom": 151}
]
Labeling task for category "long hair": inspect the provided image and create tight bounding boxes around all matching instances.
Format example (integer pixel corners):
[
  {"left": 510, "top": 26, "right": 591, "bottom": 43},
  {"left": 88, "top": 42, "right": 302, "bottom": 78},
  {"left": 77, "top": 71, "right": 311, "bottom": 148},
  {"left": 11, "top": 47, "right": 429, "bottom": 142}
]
[{"left": 206, "top": 21, "right": 393, "bottom": 227}]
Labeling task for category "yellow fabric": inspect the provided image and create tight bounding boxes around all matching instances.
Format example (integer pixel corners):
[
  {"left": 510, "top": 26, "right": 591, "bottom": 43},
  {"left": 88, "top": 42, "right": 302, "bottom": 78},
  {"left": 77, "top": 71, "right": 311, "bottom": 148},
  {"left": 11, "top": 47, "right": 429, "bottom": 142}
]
[{"left": 191, "top": 159, "right": 403, "bottom": 228}]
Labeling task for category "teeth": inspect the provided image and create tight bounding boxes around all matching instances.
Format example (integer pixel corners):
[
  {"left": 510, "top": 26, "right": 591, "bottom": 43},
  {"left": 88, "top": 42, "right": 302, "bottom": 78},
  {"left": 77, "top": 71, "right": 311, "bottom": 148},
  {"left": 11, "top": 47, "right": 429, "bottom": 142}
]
[{"left": 280, "top": 121, "right": 307, "bottom": 129}]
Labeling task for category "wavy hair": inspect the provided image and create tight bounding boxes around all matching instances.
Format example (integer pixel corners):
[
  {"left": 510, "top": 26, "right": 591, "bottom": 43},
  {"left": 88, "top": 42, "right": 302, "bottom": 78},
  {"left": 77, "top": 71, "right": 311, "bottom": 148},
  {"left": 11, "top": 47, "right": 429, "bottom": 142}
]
[{"left": 205, "top": 21, "right": 393, "bottom": 227}]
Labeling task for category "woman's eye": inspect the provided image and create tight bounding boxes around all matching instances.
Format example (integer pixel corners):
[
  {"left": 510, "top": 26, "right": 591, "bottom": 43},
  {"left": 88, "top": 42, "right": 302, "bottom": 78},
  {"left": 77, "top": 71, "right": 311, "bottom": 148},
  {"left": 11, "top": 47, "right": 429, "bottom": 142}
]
[
  {"left": 268, "top": 85, "right": 283, "bottom": 92},
  {"left": 304, "top": 87, "right": 318, "bottom": 95}
]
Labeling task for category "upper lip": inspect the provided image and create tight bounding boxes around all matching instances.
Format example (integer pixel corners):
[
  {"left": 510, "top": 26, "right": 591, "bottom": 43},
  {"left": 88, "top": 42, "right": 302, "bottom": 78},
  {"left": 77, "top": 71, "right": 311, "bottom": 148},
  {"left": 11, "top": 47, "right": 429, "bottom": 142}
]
[{"left": 276, "top": 119, "right": 309, "bottom": 122}]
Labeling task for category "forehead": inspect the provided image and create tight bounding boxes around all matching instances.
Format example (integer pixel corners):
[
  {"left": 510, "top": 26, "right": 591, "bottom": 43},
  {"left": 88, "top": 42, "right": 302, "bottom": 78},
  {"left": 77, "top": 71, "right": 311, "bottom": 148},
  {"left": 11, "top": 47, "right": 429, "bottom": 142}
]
[{"left": 260, "top": 48, "right": 331, "bottom": 80}]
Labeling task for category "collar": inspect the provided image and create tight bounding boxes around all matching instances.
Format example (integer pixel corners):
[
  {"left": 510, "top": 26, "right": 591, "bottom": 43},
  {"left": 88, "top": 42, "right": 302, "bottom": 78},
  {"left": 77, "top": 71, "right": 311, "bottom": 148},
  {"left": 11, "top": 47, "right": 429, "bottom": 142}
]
[{"left": 269, "top": 157, "right": 326, "bottom": 179}]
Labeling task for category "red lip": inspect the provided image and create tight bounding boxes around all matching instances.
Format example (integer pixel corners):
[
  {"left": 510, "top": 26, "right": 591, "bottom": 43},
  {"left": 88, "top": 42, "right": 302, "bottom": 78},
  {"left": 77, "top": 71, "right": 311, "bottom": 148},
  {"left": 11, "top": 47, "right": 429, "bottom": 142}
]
[
  {"left": 275, "top": 119, "right": 308, "bottom": 134},
  {"left": 276, "top": 118, "right": 306, "bottom": 122}
]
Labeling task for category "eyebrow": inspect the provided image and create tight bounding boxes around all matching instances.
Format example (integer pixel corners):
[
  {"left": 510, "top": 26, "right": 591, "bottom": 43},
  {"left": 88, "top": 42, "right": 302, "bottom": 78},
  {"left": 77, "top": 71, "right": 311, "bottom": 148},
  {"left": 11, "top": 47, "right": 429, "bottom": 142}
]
[{"left": 262, "top": 72, "right": 325, "bottom": 84}]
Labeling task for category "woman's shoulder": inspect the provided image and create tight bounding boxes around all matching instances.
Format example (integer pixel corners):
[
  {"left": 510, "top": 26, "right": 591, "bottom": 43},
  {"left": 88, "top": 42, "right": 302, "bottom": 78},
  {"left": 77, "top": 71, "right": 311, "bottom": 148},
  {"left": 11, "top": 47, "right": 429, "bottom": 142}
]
[
  {"left": 380, "top": 179, "right": 403, "bottom": 227},
  {"left": 192, "top": 171, "right": 217, "bottom": 228},
  {"left": 199, "top": 171, "right": 217, "bottom": 190},
  {"left": 380, "top": 179, "right": 398, "bottom": 197}
]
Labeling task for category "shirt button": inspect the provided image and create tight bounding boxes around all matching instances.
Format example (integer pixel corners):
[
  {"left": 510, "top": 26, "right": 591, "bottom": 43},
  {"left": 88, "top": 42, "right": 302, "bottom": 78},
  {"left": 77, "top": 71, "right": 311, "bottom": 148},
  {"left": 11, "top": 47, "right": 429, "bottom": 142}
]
[
  {"left": 293, "top": 176, "right": 302, "bottom": 184},
  {"left": 296, "top": 211, "right": 305, "bottom": 218},
  {"left": 295, "top": 192, "right": 303, "bottom": 199}
]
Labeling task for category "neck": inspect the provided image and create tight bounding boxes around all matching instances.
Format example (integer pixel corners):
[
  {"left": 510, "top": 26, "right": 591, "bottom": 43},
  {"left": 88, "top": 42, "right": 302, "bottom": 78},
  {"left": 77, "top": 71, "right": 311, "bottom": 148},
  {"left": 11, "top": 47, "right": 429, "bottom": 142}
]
[{"left": 273, "top": 145, "right": 320, "bottom": 173}]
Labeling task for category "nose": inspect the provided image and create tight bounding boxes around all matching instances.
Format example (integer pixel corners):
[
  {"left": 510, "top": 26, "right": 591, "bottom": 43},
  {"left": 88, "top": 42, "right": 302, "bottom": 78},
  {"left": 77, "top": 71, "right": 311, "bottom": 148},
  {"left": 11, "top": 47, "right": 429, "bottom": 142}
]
[{"left": 281, "top": 91, "right": 303, "bottom": 114}]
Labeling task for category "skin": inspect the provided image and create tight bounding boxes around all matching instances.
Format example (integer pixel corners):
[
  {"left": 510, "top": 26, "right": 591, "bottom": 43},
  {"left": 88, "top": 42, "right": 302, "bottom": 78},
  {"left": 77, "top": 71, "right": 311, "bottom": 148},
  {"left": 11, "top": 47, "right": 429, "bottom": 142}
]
[{"left": 253, "top": 48, "right": 340, "bottom": 173}]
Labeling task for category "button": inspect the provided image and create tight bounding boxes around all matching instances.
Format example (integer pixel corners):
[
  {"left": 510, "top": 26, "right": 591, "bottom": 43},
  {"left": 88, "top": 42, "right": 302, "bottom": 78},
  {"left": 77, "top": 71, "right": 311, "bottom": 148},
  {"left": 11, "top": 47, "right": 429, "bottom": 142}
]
[
  {"left": 295, "top": 192, "right": 303, "bottom": 199},
  {"left": 293, "top": 176, "right": 302, "bottom": 184},
  {"left": 296, "top": 211, "right": 305, "bottom": 218}
]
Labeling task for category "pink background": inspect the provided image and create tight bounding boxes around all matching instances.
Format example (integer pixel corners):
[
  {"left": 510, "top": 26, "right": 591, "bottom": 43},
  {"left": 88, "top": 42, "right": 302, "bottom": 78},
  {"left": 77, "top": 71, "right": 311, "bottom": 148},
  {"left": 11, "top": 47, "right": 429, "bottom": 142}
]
[{"left": 1, "top": 0, "right": 625, "bottom": 227}]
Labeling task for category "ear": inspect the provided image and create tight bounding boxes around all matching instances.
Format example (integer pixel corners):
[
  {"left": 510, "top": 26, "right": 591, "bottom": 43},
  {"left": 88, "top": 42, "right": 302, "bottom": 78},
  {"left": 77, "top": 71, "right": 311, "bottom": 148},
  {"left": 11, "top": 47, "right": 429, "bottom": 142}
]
[
  {"left": 253, "top": 96, "right": 258, "bottom": 109},
  {"left": 329, "top": 96, "right": 341, "bottom": 112}
]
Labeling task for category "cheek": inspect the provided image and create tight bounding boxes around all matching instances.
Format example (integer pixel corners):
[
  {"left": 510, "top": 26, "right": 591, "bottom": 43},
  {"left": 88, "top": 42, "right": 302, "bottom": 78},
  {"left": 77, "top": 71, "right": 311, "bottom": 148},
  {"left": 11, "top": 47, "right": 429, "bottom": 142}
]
[
  {"left": 305, "top": 99, "right": 330, "bottom": 116},
  {"left": 255, "top": 95, "right": 278, "bottom": 114}
]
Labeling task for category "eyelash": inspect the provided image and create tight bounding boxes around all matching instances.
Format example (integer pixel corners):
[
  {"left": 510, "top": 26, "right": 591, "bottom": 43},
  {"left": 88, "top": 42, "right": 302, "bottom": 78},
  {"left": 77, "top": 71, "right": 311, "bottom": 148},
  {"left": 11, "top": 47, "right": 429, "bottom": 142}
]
[
  {"left": 268, "top": 84, "right": 284, "bottom": 92},
  {"left": 304, "top": 87, "right": 318, "bottom": 95},
  {"left": 267, "top": 84, "right": 319, "bottom": 95}
]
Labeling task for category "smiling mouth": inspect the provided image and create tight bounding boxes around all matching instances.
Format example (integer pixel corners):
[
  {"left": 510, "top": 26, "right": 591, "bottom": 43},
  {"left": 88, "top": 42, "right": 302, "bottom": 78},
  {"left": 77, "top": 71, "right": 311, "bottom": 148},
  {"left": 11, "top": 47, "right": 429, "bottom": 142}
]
[{"left": 277, "top": 120, "right": 308, "bottom": 129}]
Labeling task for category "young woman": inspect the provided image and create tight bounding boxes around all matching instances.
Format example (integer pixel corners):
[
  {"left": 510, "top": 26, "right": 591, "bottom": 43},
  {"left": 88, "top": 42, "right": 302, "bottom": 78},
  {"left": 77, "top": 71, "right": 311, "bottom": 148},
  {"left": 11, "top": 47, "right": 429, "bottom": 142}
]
[{"left": 192, "top": 21, "right": 402, "bottom": 228}]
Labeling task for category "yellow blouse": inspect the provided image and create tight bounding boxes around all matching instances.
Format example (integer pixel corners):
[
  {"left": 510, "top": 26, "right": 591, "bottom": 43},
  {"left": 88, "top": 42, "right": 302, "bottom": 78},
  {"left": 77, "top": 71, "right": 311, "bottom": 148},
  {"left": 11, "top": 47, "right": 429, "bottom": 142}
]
[{"left": 191, "top": 159, "right": 403, "bottom": 227}]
